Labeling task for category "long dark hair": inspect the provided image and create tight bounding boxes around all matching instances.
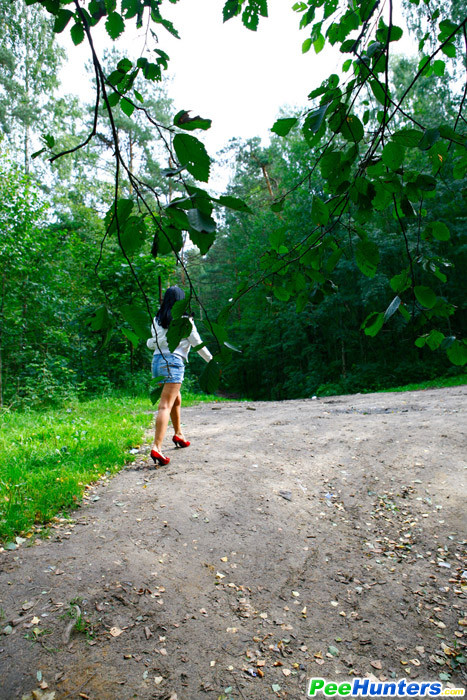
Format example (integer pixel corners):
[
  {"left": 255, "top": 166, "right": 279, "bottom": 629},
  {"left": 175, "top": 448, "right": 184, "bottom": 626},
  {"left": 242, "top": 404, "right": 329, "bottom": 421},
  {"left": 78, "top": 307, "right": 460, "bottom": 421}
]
[{"left": 156, "top": 286, "right": 185, "bottom": 329}]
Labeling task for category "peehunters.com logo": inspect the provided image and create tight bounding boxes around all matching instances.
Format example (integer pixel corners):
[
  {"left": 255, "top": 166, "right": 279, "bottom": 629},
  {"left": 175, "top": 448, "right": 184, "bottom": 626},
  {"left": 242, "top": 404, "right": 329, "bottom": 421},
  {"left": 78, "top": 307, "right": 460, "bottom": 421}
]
[{"left": 308, "top": 677, "right": 465, "bottom": 697}]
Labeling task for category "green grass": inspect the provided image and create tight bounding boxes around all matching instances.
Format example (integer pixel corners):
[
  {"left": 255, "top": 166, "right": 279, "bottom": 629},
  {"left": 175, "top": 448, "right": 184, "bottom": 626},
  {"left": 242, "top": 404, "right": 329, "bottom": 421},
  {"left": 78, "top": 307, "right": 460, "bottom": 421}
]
[
  {"left": 0, "top": 391, "right": 224, "bottom": 543},
  {"left": 377, "top": 374, "right": 467, "bottom": 394}
]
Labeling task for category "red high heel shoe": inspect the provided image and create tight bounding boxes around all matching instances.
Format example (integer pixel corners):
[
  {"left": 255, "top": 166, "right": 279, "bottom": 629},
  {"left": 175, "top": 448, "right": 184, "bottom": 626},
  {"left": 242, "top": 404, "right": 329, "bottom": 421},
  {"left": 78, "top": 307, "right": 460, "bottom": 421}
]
[
  {"left": 150, "top": 449, "right": 170, "bottom": 466},
  {"left": 172, "top": 435, "right": 190, "bottom": 448}
]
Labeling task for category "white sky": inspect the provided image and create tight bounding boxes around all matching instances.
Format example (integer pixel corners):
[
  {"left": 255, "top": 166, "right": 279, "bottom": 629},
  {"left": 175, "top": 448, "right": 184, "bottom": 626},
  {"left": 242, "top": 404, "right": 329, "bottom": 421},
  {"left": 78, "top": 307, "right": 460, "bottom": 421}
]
[
  {"left": 57, "top": 0, "right": 414, "bottom": 189},
  {"left": 58, "top": 0, "right": 342, "bottom": 153}
]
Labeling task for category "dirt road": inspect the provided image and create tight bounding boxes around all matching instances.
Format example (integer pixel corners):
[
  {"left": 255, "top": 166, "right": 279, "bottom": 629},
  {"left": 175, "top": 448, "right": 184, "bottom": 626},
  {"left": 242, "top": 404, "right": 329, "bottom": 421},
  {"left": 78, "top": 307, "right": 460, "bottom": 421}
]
[{"left": 1, "top": 387, "right": 466, "bottom": 699}]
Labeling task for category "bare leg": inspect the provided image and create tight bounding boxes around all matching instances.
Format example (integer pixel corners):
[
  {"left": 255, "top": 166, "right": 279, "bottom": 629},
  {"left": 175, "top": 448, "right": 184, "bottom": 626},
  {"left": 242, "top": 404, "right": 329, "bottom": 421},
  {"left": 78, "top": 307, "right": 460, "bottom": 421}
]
[
  {"left": 153, "top": 383, "right": 181, "bottom": 455},
  {"left": 170, "top": 392, "right": 185, "bottom": 439}
]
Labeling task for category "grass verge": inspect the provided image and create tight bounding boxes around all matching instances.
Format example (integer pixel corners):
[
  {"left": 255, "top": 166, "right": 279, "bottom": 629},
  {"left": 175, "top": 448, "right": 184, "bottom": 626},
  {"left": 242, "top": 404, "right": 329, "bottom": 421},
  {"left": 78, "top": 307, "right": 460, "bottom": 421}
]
[
  {"left": 377, "top": 374, "right": 467, "bottom": 393},
  {"left": 0, "top": 391, "right": 224, "bottom": 543}
]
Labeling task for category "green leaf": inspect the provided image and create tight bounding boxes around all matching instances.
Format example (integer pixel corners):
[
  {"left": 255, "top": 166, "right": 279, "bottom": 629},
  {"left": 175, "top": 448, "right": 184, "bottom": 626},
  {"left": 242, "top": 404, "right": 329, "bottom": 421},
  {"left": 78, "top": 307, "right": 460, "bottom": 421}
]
[
  {"left": 376, "top": 22, "right": 403, "bottom": 43},
  {"left": 415, "top": 335, "right": 427, "bottom": 348},
  {"left": 390, "top": 269, "right": 410, "bottom": 293},
  {"left": 174, "top": 110, "right": 212, "bottom": 131},
  {"left": 54, "top": 9, "right": 74, "bottom": 33},
  {"left": 302, "top": 38, "right": 312, "bottom": 54},
  {"left": 273, "top": 286, "right": 291, "bottom": 301},
  {"left": 314, "top": 34, "right": 325, "bottom": 53},
  {"left": 167, "top": 317, "right": 192, "bottom": 352},
  {"left": 414, "top": 285, "right": 437, "bottom": 309},
  {"left": 269, "top": 228, "right": 286, "bottom": 253},
  {"left": 341, "top": 114, "right": 364, "bottom": 142},
  {"left": 120, "top": 304, "right": 149, "bottom": 340},
  {"left": 418, "top": 55, "right": 432, "bottom": 77},
  {"left": 120, "top": 97, "right": 135, "bottom": 117},
  {"left": 447, "top": 340, "right": 467, "bottom": 366},
  {"left": 361, "top": 311, "right": 384, "bottom": 337},
  {"left": 369, "top": 79, "right": 388, "bottom": 106},
  {"left": 70, "top": 22, "right": 85, "bottom": 45},
  {"left": 208, "top": 321, "right": 228, "bottom": 344},
  {"left": 223, "top": 0, "right": 240, "bottom": 22},
  {"left": 382, "top": 142, "right": 404, "bottom": 170},
  {"left": 426, "top": 329, "right": 445, "bottom": 350},
  {"left": 105, "top": 198, "right": 134, "bottom": 234},
  {"left": 151, "top": 14, "right": 180, "bottom": 39},
  {"left": 188, "top": 229, "right": 215, "bottom": 255},
  {"left": 399, "top": 304, "right": 411, "bottom": 321},
  {"left": 418, "top": 128, "right": 440, "bottom": 151},
  {"left": 384, "top": 296, "right": 401, "bottom": 321},
  {"left": 107, "top": 92, "right": 120, "bottom": 107},
  {"left": 173, "top": 133, "right": 211, "bottom": 182},
  {"left": 215, "top": 195, "right": 252, "bottom": 214},
  {"left": 428, "top": 221, "right": 450, "bottom": 241},
  {"left": 84, "top": 306, "right": 111, "bottom": 331},
  {"left": 311, "top": 196, "right": 329, "bottom": 226},
  {"left": 171, "top": 297, "right": 190, "bottom": 320},
  {"left": 415, "top": 174, "right": 436, "bottom": 191},
  {"left": 433, "top": 59, "right": 445, "bottom": 76},
  {"left": 441, "top": 43, "right": 456, "bottom": 58},
  {"left": 325, "top": 248, "right": 343, "bottom": 274},
  {"left": 121, "top": 327, "right": 140, "bottom": 348},
  {"left": 271, "top": 199, "right": 284, "bottom": 213},
  {"left": 105, "top": 11, "right": 125, "bottom": 39},
  {"left": 186, "top": 208, "right": 216, "bottom": 233},
  {"left": 166, "top": 205, "right": 190, "bottom": 230},
  {"left": 303, "top": 103, "right": 329, "bottom": 134},
  {"left": 149, "top": 378, "right": 164, "bottom": 405},
  {"left": 120, "top": 215, "right": 146, "bottom": 255},
  {"left": 152, "top": 225, "right": 183, "bottom": 256},
  {"left": 391, "top": 129, "right": 423, "bottom": 147},
  {"left": 356, "top": 240, "right": 380, "bottom": 278},
  {"left": 199, "top": 359, "right": 220, "bottom": 394},
  {"left": 400, "top": 195, "right": 415, "bottom": 218},
  {"left": 271, "top": 118, "right": 298, "bottom": 137},
  {"left": 117, "top": 57, "right": 133, "bottom": 72}
]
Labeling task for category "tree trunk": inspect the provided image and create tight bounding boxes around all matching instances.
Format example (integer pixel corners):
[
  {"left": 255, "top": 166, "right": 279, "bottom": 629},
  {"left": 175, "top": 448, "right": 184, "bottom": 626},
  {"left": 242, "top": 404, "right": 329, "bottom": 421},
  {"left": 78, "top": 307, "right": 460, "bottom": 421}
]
[
  {"left": 341, "top": 337, "right": 347, "bottom": 378},
  {"left": 0, "top": 272, "right": 5, "bottom": 407},
  {"left": 24, "top": 2, "right": 30, "bottom": 173}
]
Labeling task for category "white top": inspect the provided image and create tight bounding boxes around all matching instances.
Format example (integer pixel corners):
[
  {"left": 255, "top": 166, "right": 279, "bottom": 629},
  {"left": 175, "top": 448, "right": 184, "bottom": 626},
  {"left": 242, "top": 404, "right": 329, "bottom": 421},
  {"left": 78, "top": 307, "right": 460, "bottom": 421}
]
[{"left": 147, "top": 317, "right": 213, "bottom": 363}]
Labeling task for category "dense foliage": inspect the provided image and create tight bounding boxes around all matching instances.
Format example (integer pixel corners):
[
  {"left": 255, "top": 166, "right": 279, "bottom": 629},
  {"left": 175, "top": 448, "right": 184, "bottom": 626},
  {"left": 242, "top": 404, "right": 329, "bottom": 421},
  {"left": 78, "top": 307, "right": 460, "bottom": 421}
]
[{"left": 0, "top": 0, "right": 466, "bottom": 407}]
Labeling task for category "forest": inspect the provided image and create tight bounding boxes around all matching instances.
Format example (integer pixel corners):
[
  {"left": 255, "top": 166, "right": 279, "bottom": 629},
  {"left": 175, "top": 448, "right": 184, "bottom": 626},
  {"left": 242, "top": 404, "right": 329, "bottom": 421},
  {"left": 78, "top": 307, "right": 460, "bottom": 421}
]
[
  {"left": 1, "top": 4, "right": 466, "bottom": 695},
  {"left": 0, "top": 0, "right": 466, "bottom": 411}
]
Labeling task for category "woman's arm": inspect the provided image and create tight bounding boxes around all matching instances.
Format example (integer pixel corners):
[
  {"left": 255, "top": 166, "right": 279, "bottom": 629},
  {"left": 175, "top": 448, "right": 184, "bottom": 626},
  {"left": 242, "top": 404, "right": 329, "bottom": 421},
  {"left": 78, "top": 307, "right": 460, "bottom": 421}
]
[
  {"left": 146, "top": 318, "right": 159, "bottom": 350},
  {"left": 188, "top": 320, "right": 213, "bottom": 362}
]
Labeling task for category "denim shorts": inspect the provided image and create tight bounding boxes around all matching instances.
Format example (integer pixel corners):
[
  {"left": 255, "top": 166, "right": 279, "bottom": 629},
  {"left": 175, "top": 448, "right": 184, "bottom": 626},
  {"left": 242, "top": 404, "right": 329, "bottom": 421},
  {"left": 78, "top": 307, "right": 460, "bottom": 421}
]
[{"left": 151, "top": 352, "right": 185, "bottom": 384}]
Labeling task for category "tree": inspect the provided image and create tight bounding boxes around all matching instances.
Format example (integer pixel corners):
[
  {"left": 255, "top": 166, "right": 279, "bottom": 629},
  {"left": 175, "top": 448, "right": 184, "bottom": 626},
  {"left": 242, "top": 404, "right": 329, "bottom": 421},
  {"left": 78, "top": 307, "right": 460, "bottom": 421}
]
[
  {"left": 0, "top": 0, "right": 65, "bottom": 170},
  {"left": 18, "top": 0, "right": 467, "bottom": 394}
]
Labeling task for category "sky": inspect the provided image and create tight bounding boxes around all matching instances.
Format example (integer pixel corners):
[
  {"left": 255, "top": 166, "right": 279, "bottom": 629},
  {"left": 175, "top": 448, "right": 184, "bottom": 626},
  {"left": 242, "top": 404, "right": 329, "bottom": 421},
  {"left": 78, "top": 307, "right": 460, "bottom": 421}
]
[
  {"left": 57, "top": 0, "right": 414, "bottom": 189},
  {"left": 58, "top": 0, "right": 343, "bottom": 154}
]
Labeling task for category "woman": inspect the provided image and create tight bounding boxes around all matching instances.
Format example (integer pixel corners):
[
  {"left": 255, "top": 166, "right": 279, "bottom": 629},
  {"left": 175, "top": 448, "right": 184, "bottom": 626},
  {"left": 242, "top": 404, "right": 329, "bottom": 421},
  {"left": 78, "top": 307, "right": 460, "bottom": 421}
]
[{"left": 147, "top": 286, "right": 212, "bottom": 466}]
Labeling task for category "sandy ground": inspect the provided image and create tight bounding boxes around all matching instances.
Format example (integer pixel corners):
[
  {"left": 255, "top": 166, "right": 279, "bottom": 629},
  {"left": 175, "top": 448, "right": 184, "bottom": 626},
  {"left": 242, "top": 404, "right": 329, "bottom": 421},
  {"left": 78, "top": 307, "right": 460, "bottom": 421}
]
[{"left": 0, "top": 386, "right": 466, "bottom": 700}]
